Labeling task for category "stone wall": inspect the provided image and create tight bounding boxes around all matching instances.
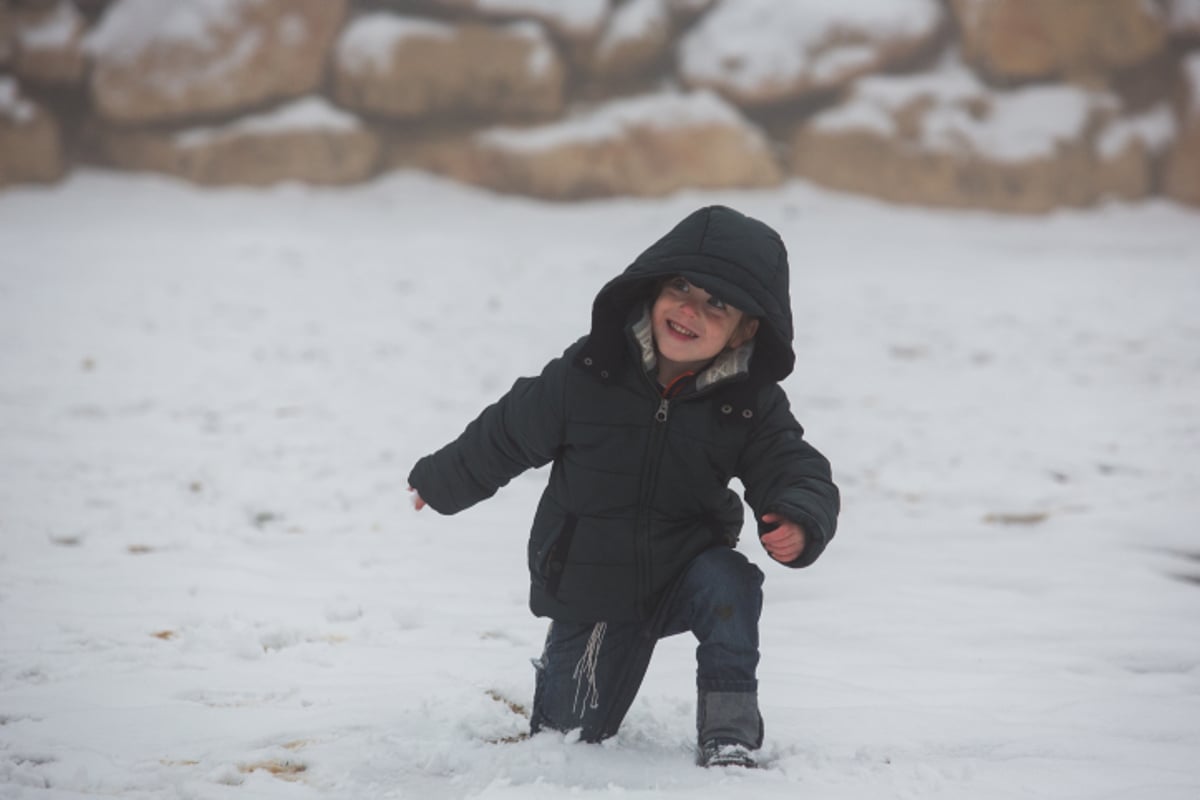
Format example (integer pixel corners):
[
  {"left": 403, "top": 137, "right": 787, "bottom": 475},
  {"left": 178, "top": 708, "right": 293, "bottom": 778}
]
[{"left": 2, "top": 0, "right": 1198, "bottom": 211}]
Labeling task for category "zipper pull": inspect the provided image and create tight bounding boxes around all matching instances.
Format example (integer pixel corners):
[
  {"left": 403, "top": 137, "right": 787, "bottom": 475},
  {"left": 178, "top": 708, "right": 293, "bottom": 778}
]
[{"left": 655, "top": 398, "right": 669, "bottom": 422}]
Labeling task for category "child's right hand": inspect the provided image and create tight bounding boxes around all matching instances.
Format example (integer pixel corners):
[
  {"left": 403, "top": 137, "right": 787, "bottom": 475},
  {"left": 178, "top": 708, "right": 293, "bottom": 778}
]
[{"left": 408, "top": 487, "right": 426, "bottom": 511}]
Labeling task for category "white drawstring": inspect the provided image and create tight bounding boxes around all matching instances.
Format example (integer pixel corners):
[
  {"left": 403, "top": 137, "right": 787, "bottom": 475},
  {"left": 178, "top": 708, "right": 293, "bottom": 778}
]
[{"left": 572, "top": 621, "right": 607, "bottom": 716}]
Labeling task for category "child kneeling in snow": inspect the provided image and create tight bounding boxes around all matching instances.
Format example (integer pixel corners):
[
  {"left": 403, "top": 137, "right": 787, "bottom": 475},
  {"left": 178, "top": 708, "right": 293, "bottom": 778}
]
[{"left": 408, "top": 205, "right": 840, "bottom": 768}]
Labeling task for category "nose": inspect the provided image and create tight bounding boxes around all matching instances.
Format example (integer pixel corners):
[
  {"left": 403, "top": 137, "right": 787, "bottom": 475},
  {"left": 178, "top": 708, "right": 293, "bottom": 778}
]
[{"left": 678, "top": 296, "right": 702, "bottom": 318}]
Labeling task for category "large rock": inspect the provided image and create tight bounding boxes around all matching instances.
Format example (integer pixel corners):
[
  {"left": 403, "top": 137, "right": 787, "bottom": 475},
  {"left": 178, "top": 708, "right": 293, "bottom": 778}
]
[
  {"left": 90, "top": 96, "right": 380, "bottom": 186},
  {"left": 0, "top": 75, "right": 65, "bottom": 185},
  {"left": 789, "top": 63, "right": 1139, "bottom": 213},
  {"left": 332, "top": 13, "right": 565, "bottom": 120},
  {"left": 406, "top": 90, "right": 782, "bottom": 199},
  {"left": 1164, "top": 53, "right": 1200, "bottom": 205},
  {"left": 13, "top": 0, "right": 87, "bottom": 85},
  {"left": 949, "top": 0, "right": 1168, "bottom": 83},
  {"left": 678, "top": 0, "right": 944, "bottom": 109},
  {"left": 87, "top": 0, "right": 348, "bottom": 125}
]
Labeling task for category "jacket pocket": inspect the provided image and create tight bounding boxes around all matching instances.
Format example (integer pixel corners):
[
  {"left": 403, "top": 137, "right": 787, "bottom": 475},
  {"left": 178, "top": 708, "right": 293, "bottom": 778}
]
[{"left": 540, "top": 514, "right": 578, "bottom": 599}]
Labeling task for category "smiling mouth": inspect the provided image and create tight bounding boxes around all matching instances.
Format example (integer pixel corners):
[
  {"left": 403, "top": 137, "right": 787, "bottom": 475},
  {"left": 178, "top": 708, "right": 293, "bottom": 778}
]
[{"left": 667, "top": 320, "right": 698, "bottom": 338}]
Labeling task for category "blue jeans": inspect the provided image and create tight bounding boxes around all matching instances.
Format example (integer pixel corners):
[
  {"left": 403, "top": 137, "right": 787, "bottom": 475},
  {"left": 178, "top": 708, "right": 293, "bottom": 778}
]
[{"left": 530, "top": 547, "right": 765, "bottom": 747}]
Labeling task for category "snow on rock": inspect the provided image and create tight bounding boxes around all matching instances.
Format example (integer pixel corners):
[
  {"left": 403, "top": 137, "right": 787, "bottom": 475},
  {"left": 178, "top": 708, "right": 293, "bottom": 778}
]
[
  {"left": 590, "top": 0, "right": 671, "bottom": 79},
  {"left": 174, "top": 95, "right": 366, "bottom": 147},
  {"left": 85, "top": 0, "right": 252, "bottom": 64},
  {"left": 17, "top": 0, "right": 82, "bottom": 50},
  {"left": 12, "top": 0, "right": 87, "bottom": 84},
  {"left": 335, "top": 13, "right": 455, "bottom": 73},
  {"left": 679, "top": 0, "right": 943, "bottom": 108},
  {"left": 479, "top": 89, "right": 757, "bottom": 151},
  {"left": 416, "top": 89, "right": 781, "bottom": 198},
  {"left": 86, "top": 0, "right": 348, "bottom": 124},
  {"left": 332, "top": 12, "right": 564, "bottom": 120},
  {"left": 811, "top": 60, "right": 1113, "bottom": 162},
  {"left": 1096, "top": 103, "right": 1177, "bottom": 159},
  {"left": 91, "top": 95, "right": 380, "bottom": 186},
  {"left": 790, "top": 54, "right": 1162, "bottom": 212},
  {"left": 0, "top": 75, "right": 35, "bottom": 124},
  {"left": 425, "top": 0, "right": 611, "bottom": 42},
  {"left": 1167, "top": 0, "right": 1200, "bottom": 35}
]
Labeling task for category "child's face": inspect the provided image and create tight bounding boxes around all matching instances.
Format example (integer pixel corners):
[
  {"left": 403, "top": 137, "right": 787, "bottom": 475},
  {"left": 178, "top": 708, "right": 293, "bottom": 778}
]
[{"left": 651, "top": 277, "right": 759, "bottom": 379}]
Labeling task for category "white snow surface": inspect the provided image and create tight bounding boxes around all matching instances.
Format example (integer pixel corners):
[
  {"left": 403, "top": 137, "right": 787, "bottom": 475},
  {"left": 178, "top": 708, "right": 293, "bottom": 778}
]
[
  {"left": 478, "top": 89, "right": 757, "bottom": 152},
  {"left": 1, "top": 171, "right": 1199, "bottom": 800},
  {"left": 173, "top": 96, "right": 364, "bottom": 148},
  {"left": 679, "top": 0, "right": 942, "bottom": 93}
]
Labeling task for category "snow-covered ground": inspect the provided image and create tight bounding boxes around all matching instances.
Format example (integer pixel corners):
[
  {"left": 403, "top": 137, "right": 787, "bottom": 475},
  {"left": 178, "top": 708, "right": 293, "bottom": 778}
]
[{"left": 1, "top": 171, "right": 1198, "bottom": 799}]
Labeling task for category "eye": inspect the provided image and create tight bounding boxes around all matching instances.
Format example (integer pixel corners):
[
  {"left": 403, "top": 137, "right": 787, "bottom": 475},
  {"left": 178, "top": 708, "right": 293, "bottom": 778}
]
[
  {"left": 669, "top": 277, "right": 690, "bottom": 293},
  {"left": 707, "top": 296, "right": 727, "bottom": 311}
]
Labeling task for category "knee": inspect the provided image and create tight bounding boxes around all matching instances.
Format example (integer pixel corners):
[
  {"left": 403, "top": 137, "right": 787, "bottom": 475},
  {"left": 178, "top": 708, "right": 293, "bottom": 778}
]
[{"left": 685, "top": 548, "right": 764, "bottom": 605}]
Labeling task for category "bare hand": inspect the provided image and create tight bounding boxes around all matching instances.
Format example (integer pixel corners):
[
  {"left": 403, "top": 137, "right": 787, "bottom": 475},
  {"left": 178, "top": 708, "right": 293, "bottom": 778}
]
[
  {"left": 760, "top": 513, "right": 806, "bottom": 563},
  {"left": 408, "top": 486, "right": 426, "bottom": 511}
]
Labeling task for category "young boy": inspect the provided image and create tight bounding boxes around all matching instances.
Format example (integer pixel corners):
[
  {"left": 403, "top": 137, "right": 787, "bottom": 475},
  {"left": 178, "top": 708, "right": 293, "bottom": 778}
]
[{"left": 408, "top": 205, "right": 840, "bottom": 768}]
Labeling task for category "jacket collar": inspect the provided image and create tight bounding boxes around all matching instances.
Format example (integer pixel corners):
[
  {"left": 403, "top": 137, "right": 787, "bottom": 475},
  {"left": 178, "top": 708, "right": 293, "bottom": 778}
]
[{"left": 629, "top": 305, "right": 754, "bottom": 393}]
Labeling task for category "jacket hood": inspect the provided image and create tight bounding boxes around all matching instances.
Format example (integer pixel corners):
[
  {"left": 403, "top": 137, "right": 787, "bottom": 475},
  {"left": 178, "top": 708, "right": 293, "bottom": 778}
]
[{"left": 591, "top": 205, "right": 795, "bottom": 382}]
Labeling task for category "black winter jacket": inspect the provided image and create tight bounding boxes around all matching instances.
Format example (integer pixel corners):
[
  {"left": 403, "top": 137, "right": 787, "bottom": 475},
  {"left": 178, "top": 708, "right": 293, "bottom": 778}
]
[{"left": 409, "top": 206, "right": 840, "bottom": 623}]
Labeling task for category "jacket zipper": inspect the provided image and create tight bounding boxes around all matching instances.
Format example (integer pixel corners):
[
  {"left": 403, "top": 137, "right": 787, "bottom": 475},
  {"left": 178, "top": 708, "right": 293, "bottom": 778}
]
[
  {"left": 633, "top": 371, "right": 696, "bottom": 616},
  {"left": 635, "top": 396, "right": 669, "bottom": 617}
]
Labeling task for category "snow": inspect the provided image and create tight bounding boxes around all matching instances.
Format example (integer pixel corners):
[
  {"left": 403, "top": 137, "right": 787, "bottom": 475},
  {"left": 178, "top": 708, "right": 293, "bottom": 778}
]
[
  {"left": 173, "top": 96, "right": 365, "bottom": 147},
  {"left": 1096, "top": 103, "right": 1177, "bottom": 159},
  {"left": 478, "top": 89, "right": 756, "bottom": 151},
  {"left": 0, "top": 75, "right": 35, "bottom": 123},
  {"left": 15, "top": 0, "right": 82, "bottom": 51},
  {"left": 679, "top": 0, "right": 942, "bottom": 93},
  {"left": 336, "top": 13, "right": 454, "bottom": 73},
  {"left": 85, "top": 0, "right": 252, "bottom": 63},
  {"left": 475, "top": 0, "right": 610, "bottom": 37},
  {"left": 0, "top": 169, "right": 1198, "bottom": 799},
  {"left": 596, "top": 0, "right": 667, "bottom": 59},
  {"left": 504, "top": 21, "right": 557, "bottom": 78},
  {"left": 813, "top": 60, "right": 1117, "bottom": 162},
  {"left": 335, "top": 15, "right": 555, "bottom": 79}
]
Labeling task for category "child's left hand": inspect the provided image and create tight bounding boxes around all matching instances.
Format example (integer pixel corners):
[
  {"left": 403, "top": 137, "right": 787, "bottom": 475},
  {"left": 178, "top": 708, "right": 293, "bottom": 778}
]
[{"left": 760, "top": 513, "right": 806, "bottom": 563}]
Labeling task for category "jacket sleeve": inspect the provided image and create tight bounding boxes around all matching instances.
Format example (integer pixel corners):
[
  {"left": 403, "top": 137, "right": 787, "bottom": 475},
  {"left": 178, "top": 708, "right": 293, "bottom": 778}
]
[
  {"left": 407, "top": 348, "right": 570, "bottom": 515},
  {"left": 737, "top": 385, "right": 840, "bottom": 568}
]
